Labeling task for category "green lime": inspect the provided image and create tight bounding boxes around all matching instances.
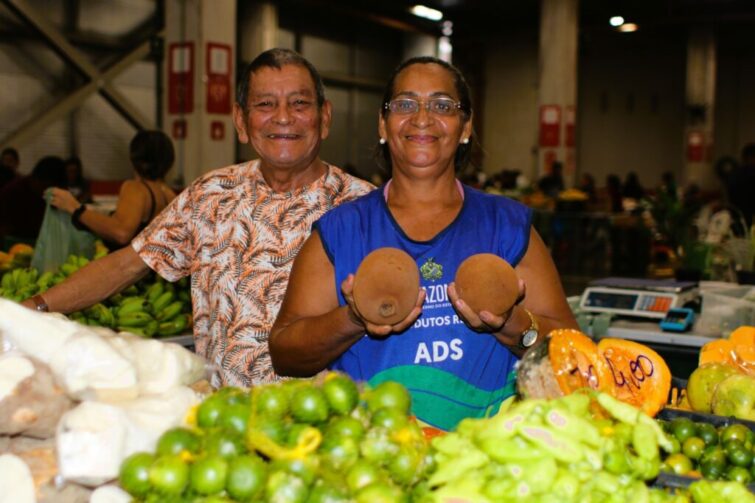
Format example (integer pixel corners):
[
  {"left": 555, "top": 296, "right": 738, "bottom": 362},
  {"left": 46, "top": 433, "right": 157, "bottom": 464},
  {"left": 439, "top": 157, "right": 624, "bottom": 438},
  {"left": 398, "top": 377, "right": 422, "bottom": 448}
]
[
  {"left": 664, "top": 453, "right": 693, "bottom": 476},
  {"left": 119, "top": 452, "right": 154, "bottom": 497},
  {"left": 218, "top": 403, "right": 251, "bottom": 436},
  {"left": 355, "top": 481, "right": 404, "bottom": 503},
  {"left": 203, "top": 429, "right": 244, "bottom": 459},
  {"left": 156, "top": 427, "right": 201, "bottom": 457},
  {"left": 226, "top": 455, "right": 267, "bottom": 501},
  {"left": 719, "top": 423, "right": 751, "bottom": 444},
  {"left": 270, "top": 457, "right": 319, "bottom": 486},
  {"left": 197, "top": 394, "right": 227, "bottom": 429},
  {"left": 222, "top": 388, "right": 250, "bottom": 406},
  {"left": 252, "top": 417, "right": 288, "bottom": 445},
  {"left": 359, "top": 428, "right": 399, "bottom": 465},
  {"left": 700, "top": 460, "right": 725, "bottom": 480},
  {"left": 696, "top": 423, "right": 718, "bottom": 446},
  {"left": 319, "top": 435, "right": 359, "bottom": 472},
  {"left": 387, "top": 447, "right": 421, "bottom": 485},
  {"left": 725, "top": 443, "right": 753, "bottom": 467},
  {"left": 371, "top": 407, "right": 409, "bottom": 431},
  {"left": 148, "top": 455, "right": 189, "bottom": 495},
  {"left": 265, "top": 470, "right": 308, "bottom": 503},
  {"left": 347, "top": 460, "right": 384, "bottom": 492},
  {"left": 325, "top": 415, "right": 366, "bottom": 441},
  {"left": 290, "top": 385, "right": 330, "bottom": 424},
  {"left": 682, "top": 437, "right": 706, "bottom": 461},
  {"left": 189, "top": 455, "right": 228, "bottom": 495},
  {"left": 254, "top": 385, "right": 289, "bottom": 418},
  {"left": 670, "top": 418, "right": 697, "bottom": 443},
  {"left": 307, "top": 479, "right": 350, "bottom": 503},
  {"left": 725, "top": 465, "right": 752, "bottom": 484},
  {"left": 322, "top": 373, "right": 359, "bottom": 415},
  {"left": 366, "top": 381, "right": 411, "bottom": 414}
]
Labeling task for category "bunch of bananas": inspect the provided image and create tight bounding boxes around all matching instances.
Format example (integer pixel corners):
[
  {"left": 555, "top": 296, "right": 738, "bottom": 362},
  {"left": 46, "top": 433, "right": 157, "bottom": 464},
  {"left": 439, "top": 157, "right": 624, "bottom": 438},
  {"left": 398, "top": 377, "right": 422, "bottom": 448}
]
[
  {"left": 69, "top": 274, "right": 192, "bottom": 338},
  {"left": 0, "top": 252, "right": 192, "bottom": 338}
]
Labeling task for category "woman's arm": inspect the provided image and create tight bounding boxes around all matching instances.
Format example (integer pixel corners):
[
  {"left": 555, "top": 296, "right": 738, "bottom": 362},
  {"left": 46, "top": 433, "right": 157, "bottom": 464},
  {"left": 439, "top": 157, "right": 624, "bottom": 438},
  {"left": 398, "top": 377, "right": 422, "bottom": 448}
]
[
  {"left": 270, "top": 231, "right": 423, "bottom": 377},
  {"left": 50, "top": 181, "right": 146, "bottom": 245},
  {"left": 448, "top": 227, "right": 578, "bottom": 357}
]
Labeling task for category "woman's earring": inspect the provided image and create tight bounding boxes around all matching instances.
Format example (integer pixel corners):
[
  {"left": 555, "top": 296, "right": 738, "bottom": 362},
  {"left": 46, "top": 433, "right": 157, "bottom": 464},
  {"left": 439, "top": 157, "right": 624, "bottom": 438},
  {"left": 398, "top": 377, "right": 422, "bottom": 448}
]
[
  {"left": 379, "top": 138, "right": 386, "bottom": 145},
  {"left": 461, "top": 138, "right": 469, "bottom": 144}
]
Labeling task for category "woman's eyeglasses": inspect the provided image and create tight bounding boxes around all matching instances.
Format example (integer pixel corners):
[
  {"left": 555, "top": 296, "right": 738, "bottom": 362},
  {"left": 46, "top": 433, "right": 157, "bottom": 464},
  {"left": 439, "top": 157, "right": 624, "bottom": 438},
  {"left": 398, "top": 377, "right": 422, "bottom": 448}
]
[{"left": 384, "top": 98, "right": 463, "bottom": 116}]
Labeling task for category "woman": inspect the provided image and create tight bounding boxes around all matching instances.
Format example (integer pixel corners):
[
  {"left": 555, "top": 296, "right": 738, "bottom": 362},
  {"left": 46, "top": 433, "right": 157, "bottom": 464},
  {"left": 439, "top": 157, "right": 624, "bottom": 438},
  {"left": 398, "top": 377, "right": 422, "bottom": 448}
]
[
  {"left": 270, "top": 57, "right": 577, "bottom": 431},
  {"left": 50, "top": 131, "right": 177, "bottom": 247}
]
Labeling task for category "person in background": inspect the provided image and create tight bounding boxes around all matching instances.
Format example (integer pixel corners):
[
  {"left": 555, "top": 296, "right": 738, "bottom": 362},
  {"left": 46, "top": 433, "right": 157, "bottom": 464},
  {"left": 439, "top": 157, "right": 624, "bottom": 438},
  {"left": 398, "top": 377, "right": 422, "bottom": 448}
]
[
  {"left": 23, "top": 48, "right": 373, "bottom": 387},
  {"left": 659, "top": 171, "right": 677, "bottom": 201},
  {"left": 0, "top": 156, "right": 66, "bottom": 246},
  {"left": 64, "top": 156, "right": 92, "bottom": 204},
  {"left": 578, "top": 172, "right": 597, "bottom": 203},
  {"left": 538, "top": 161, "right": 565, "bottom": 198},
  {"left": 622, "top": 171, "right": 645, "bottom": 201},
  {"left": 49, "top": 131, "right": 177, "bottom": 248},
  {"left": 605, "top": 174, "right": 623, "bottom": 212},
  {"left": 725, "top": 143, "right": 755, "bottom": 227},
  {"left": 0, "top": 147, "right": 20, "bottom": 189},
  {"left": 270, "top": 56, "right": 576, "bottom": 431}
]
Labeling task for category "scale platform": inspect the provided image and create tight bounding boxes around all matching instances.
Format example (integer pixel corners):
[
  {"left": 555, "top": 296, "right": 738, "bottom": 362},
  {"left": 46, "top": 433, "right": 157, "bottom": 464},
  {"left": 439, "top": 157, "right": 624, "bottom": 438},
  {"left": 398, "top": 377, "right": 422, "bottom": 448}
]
[{"left": 579, "top": 277, "right": 700, "bottom": 319}]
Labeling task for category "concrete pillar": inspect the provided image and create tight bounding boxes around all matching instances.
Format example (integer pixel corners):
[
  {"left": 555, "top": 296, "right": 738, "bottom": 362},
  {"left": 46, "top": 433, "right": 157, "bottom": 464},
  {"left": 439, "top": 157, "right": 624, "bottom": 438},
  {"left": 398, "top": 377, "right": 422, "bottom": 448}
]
[
  {"left": 537, "top": 0, "right": 578, "bottom": 187},
  {"left": 164, "top": 0, "right": 236, "bottom": 185},
  {"left": 403, "top": 33, "right": 438, "bottom": 60},
  {"left": 683, "top": 28, "right": 716, "bottom": 187},
  {"left": 236, "top": 2, "right": 278, "bottom": 163}
]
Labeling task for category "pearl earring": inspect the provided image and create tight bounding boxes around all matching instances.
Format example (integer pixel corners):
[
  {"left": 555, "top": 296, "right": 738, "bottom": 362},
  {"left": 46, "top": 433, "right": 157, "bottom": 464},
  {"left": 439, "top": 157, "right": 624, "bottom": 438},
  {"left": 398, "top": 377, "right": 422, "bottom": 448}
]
[
  {"left": 379, "top": 138, "right": 386, "bottom": 145},
  {"left": 461, "top": 138, "right": 469, "bottom": 144}
]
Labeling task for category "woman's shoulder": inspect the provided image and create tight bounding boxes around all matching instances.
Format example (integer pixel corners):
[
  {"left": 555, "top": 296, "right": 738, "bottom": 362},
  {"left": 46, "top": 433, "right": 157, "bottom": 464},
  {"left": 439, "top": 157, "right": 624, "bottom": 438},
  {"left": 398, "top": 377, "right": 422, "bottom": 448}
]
[{"left": 464, "top": 184, "right": 530, "bottom": 212}]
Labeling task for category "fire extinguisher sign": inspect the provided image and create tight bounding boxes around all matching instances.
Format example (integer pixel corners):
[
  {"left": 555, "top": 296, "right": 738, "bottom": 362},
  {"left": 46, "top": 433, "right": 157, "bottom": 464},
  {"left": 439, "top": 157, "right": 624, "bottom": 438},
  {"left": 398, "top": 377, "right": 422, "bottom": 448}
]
[
  {"left": 168, "top": 42, "right": 194, "bottom": 115},
  {"left": 539, "top": 104, "right": 561, "bottom": 147},
  {"left": 206, "top": 43, "right": 232, "bottom": 114}
]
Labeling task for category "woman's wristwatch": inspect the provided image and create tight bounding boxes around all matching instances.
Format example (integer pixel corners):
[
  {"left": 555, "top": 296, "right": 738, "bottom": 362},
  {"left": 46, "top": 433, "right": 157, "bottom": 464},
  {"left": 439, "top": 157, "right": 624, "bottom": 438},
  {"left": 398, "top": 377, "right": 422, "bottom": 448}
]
[{"left": 518, "top": 308, "right": 539, "bottom": 349}]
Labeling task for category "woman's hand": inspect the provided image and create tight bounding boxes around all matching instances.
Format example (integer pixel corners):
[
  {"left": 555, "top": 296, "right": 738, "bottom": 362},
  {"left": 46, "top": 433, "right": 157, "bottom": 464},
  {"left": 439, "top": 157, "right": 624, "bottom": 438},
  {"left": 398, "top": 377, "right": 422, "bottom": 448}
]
[
  {"left": 341, "top": 273, "right": 425, "bottom": 337},
  {"left": 49, "top": 188, "right": 81, "bottom": 214},
  {"left": 447, "top": 278, "right": 526, "bottom": 343}
]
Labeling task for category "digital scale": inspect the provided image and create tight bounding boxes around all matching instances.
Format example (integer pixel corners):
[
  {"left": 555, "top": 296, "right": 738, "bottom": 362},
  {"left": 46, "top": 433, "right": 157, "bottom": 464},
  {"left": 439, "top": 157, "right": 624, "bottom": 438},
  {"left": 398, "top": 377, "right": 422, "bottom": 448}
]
[{"left": 579, "top": 277, "right": 700, "bottom": 320}]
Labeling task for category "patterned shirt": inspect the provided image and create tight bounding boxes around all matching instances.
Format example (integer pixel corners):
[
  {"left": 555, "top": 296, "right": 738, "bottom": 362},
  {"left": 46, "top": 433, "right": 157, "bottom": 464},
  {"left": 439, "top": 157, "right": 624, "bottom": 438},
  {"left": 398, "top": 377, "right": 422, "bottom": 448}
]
[{"left": 132, "top": 160, "right": 373, "bottom": 387}]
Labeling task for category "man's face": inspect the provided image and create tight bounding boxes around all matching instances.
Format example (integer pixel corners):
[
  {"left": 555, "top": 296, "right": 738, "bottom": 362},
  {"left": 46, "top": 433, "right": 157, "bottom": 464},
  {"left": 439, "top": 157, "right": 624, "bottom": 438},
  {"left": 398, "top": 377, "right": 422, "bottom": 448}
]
[
  {"left": 1, "top": 153, "right": 18, "bottom": 171},
  {"left": 234, "top": 64, "right": 331, "bottom": 172}
]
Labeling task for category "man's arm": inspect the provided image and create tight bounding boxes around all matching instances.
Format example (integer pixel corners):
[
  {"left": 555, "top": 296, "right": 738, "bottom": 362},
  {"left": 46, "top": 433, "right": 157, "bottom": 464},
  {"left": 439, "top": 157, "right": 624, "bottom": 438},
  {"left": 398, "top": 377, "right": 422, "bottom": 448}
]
[
  {"left": 21, "top": 246, "right": 151, "bottom": 314},
  {"left": 269, "top": 231, "right": 365, "bottom": 376}
]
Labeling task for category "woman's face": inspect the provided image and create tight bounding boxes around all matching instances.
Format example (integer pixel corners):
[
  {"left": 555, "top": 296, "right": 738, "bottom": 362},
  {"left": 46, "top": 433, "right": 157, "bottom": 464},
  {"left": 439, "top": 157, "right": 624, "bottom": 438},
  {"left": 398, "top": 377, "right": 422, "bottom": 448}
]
[{"left": 379, "top": 63, "right": 472, "bottom": 177}]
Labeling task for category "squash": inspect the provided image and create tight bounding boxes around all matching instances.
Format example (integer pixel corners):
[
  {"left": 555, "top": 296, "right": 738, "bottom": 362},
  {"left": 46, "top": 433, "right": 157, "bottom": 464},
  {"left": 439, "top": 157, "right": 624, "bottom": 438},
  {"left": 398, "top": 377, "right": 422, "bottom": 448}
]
[
  {"left": 597, "top": 338, "right": 671, "bottom": 417},
  {"left": 517, "top": 329, "right": 672, "bottom": 417}
]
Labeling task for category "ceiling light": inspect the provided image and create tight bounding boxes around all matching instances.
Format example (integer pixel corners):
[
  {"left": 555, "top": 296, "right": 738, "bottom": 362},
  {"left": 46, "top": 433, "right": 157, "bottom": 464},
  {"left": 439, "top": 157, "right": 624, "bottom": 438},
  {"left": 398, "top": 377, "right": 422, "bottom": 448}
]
[
  {"left": 411, "top": 5, "right": 443, "bottom": 21},
  {"left": 609, "top": 16, "right": 624, "bottom": 27},
  {"left": 617, "top": 23, "right": 639, "bottom": 33}
]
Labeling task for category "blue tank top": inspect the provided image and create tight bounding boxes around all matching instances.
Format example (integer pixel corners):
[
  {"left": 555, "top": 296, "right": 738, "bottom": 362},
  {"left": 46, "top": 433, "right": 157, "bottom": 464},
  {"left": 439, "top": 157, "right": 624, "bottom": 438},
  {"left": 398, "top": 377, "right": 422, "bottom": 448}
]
[{"left": 314, "top": 183, "right": 532, "bottom": 430}]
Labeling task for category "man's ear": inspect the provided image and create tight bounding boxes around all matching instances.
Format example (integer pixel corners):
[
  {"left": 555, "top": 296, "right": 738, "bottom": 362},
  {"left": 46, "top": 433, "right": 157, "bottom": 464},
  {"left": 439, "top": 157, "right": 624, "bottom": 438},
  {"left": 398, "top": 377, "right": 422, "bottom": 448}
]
[
  {"left": 233, "top": 103, "right": 249, "bottom": 144},
  {"left": 319, "top": 100, "right": 332, "bottom": 140}
]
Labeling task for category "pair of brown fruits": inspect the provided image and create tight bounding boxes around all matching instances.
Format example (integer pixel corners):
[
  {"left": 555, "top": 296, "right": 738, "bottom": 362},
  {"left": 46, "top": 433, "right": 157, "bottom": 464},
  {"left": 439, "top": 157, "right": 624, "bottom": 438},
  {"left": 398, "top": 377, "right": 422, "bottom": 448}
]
[{"left": 352, "top": 248, "right": 519, "bottom": 325}]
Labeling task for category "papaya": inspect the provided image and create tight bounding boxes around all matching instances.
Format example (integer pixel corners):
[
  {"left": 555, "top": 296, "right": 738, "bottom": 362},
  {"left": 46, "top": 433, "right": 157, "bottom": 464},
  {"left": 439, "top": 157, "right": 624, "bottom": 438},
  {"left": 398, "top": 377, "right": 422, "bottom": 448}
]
[
  {"left": 8, "top": 243, "right": 33, "bottom": 257},
  {"left": 352, "top": 247, "right": 420, "bottom": 326}
]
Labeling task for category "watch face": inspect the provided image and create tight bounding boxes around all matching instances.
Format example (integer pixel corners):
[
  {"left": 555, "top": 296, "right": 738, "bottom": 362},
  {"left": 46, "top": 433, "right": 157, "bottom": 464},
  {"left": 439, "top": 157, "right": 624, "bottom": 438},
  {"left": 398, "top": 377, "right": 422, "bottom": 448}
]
[{"left": 521, "top": 329, "right": 538, "bottom": 348}]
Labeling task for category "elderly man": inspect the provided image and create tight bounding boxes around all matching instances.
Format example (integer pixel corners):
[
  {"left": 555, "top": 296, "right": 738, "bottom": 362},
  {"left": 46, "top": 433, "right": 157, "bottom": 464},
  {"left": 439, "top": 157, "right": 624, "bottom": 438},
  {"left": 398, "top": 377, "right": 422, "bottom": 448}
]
[{"left": 23, "top": 48, "right": 373, "bottom": 386}]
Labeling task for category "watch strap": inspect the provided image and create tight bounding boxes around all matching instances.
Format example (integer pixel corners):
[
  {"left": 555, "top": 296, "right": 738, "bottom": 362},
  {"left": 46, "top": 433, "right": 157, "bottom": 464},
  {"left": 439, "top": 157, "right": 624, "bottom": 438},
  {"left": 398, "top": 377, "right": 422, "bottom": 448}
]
[{"left": 31, "top": 294, "right": 49, "bottom": 313}]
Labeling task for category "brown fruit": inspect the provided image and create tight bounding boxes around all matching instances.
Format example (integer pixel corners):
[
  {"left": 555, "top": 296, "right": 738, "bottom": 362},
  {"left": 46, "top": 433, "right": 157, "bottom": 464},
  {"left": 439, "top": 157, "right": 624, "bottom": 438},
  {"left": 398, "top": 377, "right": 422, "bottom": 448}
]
[
  {"left": 352, "top": 248, "right": 420, "bottom": 325},
  {"left": 454, "top": 254, "right": 518, "bottom": 316}
]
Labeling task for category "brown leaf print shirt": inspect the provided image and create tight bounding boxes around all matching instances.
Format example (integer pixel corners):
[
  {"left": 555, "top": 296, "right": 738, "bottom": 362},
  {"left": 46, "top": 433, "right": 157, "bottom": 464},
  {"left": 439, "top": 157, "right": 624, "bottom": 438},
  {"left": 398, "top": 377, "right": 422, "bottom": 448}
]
[{"left": 131, "top": 160, "right": 373, "bottom": 387}]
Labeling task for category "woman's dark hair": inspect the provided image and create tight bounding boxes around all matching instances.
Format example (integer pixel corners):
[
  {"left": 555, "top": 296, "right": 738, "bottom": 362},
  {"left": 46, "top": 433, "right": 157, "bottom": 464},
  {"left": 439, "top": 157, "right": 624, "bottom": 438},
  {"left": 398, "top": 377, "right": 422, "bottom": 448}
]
[
  {"left": 377, "top": 56, "right": 474, "bottom": 173},
  {"left": 130, "top": 130, "right": 175, "bottom": 180},
  {"left": 65, "top": 156, "right": 85, "bottom": 184},
  {"left": 31, "top": 156, "right": 66, "bottom": 188},
  {"left": 236, "top": 48, "right": 325, "bottom": 112}
]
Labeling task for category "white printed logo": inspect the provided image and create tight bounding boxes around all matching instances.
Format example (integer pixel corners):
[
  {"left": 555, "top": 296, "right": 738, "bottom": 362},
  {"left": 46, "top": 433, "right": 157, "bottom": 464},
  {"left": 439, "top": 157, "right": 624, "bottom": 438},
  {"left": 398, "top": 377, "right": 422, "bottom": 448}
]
[{"left": 414, "top": 339, "right": 463, "bottom": 363}]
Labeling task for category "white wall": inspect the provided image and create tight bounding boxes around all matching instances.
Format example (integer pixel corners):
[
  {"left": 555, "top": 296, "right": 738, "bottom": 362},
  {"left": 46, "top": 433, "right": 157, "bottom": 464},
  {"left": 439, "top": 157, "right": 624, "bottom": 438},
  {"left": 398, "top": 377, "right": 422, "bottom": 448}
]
[{"left": 715, "top": 44, "right": 755, "bottom": 162}]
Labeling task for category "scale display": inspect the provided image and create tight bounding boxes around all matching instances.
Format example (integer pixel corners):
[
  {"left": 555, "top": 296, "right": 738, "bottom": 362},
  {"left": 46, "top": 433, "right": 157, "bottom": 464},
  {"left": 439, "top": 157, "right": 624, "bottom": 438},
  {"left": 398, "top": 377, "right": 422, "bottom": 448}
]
[{"left": 579, "top": 278, "right": 700, "bottom": 319}]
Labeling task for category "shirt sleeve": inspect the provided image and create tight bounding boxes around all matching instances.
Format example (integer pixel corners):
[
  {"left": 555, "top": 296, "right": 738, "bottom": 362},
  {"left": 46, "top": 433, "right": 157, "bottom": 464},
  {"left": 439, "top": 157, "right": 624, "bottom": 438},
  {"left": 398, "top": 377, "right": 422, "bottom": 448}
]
[{"left": 131, "top": 183, "right": 197, "bottom": 282}]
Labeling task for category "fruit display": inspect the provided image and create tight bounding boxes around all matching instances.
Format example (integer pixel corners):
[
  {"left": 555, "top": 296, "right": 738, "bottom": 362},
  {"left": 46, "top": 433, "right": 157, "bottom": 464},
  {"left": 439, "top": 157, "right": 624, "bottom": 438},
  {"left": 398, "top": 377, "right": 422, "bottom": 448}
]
[
  {"left": 658, "top": 413, "right": 755, "bottom": 487},
  {"left": 454, "top": 253, "right": 519, "bottom": 316},
  {"left": 517, "top": 328, "right": 672, "bottom": 417},
  {"left": 352, "top": 247, "right": 420, "bottom": 325},
  {"left": 118, "top": 373, "right": 434, "bottom": 502},
  {"left": 0, "top": 251, "right": 193, "bottom": 338},
  {"left": 679, "top": 326, "right": 755, "bottom": 421},
  {"left": 0, "top": 243, "right": 34, "bottom": 272}
]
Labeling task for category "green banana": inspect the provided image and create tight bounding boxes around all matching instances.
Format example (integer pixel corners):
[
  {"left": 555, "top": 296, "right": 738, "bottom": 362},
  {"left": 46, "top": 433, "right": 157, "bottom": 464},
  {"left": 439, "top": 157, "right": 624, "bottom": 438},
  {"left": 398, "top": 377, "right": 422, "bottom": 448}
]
[
  {"left": 60, "top": 263, "right": 79, "bottom": 277},
  {"left": 90, "top": 303, "right": 115, "bottom": 328},
  {"left": 150, "top": 290, "right": 175, "bottom": 313},
  {"left": 121, "top": 285, "right": 140, "bottom": 296},
  {"left": 1, "top": 271, "right": 13, "bottom": 290},
  {"left": 156, "top": 300, "right": 183, "bottom": 321},
  {"left": 145, "top": 281, "right": 165, "bottom": 304},
  {"left": 177, "top": 289, "right": 191, "bottom": 304},
  {"left": 157, "top": 313, "right": 189, "bottom": 336},
  {"left": 116, "top": 311, "right": 154, "bottom": 327},
  {"left": 77, "top": 256, "right": 90, "bottom": 268},
  {"left": 36, "top": 271, "right": 55, "bottom": 290},
  {"left": 115, "top": 300, "right": 149, "bottom": 317},
  {"left": 144, "top": 320, "right": 158, "bottom": 337},
  {"left": 117, "top": 326, "right": 147, "bottom": 336}
]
